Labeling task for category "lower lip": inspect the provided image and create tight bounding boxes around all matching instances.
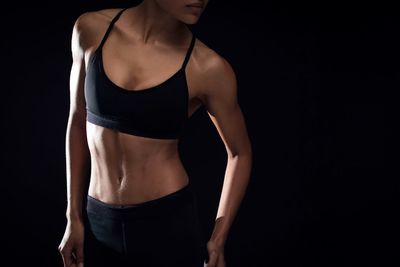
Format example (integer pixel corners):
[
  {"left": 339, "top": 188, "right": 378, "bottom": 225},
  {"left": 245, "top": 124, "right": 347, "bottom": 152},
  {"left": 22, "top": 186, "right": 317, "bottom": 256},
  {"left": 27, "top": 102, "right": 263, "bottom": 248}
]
[{"left": 186, "top": 5, "right": 203, "bottom": 11}]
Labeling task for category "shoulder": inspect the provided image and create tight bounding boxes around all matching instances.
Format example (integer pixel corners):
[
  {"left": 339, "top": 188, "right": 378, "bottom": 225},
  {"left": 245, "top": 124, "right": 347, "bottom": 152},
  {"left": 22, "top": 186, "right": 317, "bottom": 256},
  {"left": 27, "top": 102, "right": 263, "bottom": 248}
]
[
  {"left": 192, "top": 38, "right": 237, "bottom": 99},
  {"left": 71, "top": 8, "right": 124, "bottom": 53}
]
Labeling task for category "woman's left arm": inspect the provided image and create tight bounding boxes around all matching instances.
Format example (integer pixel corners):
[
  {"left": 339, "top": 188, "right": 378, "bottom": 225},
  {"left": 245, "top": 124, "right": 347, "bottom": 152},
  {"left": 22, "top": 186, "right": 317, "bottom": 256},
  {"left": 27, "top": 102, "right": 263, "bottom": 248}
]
[{"left": 201, "top": 54, "right": 253, "bottom": 266}]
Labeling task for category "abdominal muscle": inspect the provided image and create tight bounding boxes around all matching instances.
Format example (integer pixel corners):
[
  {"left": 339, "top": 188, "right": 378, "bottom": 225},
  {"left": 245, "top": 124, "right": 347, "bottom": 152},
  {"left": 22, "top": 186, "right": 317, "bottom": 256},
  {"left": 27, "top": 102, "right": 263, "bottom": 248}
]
[{"left": 86, "top": 121, "right": 189, "bottom": 205}]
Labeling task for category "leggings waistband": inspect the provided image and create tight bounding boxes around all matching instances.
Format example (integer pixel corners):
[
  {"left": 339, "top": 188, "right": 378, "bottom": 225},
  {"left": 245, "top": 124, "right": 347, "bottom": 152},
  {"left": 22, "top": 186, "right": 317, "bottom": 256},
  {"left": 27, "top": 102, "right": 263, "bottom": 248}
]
[{"left": 86, "top": 183, "right": 194, "bottom": 220}]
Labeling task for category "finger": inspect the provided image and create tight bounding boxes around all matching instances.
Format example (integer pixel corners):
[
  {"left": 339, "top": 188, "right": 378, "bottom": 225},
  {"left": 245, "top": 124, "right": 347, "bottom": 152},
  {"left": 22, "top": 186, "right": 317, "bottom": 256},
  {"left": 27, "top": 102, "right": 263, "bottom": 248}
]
[
  {"left": 75, "top": 243, "right": 85, "bottom": 267},
  {"left": 206, "top": 250, "right": 218, "bottom": 267},
  {"left": 70, "top": 251, "right": 78, "bottom": 267},
  {"left": 60, "top": 248, "right": 73, "bottom": 267}
]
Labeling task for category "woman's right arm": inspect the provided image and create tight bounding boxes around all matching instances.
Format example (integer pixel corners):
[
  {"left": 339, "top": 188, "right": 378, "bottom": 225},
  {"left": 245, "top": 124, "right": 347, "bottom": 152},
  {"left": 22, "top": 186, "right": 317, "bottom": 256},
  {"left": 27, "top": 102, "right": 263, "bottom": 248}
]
[
  {"left": 58, "top": 12, "right": 92, "bottom": 267},
  {"left": 64, "top": 13, "right": 91, "bottom": 223}
]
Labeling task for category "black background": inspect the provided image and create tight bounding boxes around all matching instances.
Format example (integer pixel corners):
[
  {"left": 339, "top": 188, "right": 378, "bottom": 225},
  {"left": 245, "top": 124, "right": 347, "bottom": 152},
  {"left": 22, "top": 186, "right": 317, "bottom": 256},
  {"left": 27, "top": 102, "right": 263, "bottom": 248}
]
[{"left": 2, "top": 0, "right": 398, "bottom": 266}]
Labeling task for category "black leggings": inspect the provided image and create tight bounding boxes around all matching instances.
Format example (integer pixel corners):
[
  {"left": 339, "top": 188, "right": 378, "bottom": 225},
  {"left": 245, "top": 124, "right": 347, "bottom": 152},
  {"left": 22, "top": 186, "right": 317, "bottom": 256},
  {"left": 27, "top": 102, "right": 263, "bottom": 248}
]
[{"left": 82, "top": 183, "right": 207, "bottom": 267}]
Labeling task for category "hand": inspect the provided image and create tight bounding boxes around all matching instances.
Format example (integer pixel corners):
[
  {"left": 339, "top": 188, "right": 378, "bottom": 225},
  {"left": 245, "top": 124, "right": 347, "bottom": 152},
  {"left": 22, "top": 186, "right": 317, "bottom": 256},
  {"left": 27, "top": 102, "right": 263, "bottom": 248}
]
[
  {"left": 58, "top": 219, "right": 85, "bottom": 267},
  {"left": 204, "top": 239, "right": 226, "bottom": 267}
]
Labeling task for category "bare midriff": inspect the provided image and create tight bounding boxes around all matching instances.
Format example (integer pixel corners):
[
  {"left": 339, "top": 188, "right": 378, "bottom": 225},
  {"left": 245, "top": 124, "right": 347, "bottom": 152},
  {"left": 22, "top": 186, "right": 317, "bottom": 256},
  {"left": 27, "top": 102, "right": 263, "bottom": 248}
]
[{"left": 86, "top": 121, "right": 189, "bottom": 206}]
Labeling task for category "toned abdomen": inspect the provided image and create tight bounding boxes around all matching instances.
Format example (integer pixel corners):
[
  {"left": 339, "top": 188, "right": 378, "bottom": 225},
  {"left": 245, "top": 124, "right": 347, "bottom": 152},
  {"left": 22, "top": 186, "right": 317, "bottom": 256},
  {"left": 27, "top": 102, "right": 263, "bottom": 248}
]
[{"left": 86, "top": 122, "right": 189, "bottom": 205}]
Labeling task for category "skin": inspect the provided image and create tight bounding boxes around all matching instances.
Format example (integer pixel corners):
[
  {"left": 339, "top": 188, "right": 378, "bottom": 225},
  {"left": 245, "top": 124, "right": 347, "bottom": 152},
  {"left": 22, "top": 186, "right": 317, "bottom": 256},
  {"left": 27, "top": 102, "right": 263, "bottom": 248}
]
[{"left": 58, "top": 1, "right": 252, "bottom": 267}]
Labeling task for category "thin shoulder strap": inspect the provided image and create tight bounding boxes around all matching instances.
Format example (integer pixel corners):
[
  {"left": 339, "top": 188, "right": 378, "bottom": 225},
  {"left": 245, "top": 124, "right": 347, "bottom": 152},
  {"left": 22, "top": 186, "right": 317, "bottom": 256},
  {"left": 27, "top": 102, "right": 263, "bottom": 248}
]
[
  {"left": 98, "top": 8, "right": 128, "bottom": 50},
  {"left": 181, "top": 32, "right": 196, "bottom": 69}
]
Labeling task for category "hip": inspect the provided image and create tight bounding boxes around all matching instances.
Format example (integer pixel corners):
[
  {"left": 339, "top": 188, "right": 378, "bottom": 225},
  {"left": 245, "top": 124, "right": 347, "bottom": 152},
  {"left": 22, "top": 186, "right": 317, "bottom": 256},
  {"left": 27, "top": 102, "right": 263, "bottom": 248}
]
[{"left": 83, "top": 182, "right": 207, "bottom": 265}]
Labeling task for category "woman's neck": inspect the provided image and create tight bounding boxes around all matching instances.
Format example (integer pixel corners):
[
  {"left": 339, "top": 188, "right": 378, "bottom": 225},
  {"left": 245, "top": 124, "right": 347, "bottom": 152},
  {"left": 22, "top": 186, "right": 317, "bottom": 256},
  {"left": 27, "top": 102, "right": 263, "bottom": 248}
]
[{"left": 126, "top": 0, "right": 188, "bottom": 44}]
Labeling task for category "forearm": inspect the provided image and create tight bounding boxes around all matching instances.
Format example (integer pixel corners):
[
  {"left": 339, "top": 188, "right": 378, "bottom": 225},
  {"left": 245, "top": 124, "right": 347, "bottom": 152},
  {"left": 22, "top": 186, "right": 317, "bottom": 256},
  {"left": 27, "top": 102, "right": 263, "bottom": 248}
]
[
  {"left": 65, "top": 119, "right": 90, "bottom": 221},
  {"left": 210, "top": 151, "right": 252, "bottom": 245}
]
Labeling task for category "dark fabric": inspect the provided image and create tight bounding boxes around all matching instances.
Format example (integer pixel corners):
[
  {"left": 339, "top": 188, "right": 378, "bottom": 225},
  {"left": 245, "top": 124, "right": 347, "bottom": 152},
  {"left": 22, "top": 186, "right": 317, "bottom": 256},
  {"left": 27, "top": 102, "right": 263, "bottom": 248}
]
[
  {"left": 83, "top": 183, "right": 207, "bottom": 266},
  {"left": 84, "top": 7, "right": 196, "bottom": 140}
]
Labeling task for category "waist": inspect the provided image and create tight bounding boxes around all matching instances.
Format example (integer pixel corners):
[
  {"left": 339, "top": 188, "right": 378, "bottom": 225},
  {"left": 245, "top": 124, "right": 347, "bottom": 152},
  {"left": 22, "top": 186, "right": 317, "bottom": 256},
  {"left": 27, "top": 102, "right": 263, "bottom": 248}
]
[
  {"left": 88, "top": 161, "right": 189, "bottom": 204},
  {"left": 85, "top": 182, "right": 195, "bottom": 220}
]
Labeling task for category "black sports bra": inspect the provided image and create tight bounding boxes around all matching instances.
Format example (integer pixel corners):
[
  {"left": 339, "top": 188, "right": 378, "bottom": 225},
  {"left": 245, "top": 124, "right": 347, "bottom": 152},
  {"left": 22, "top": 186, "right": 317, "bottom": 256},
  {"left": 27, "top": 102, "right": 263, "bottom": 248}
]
[{"left": 84, "top": 7, "right": 196, "bottom": 139}]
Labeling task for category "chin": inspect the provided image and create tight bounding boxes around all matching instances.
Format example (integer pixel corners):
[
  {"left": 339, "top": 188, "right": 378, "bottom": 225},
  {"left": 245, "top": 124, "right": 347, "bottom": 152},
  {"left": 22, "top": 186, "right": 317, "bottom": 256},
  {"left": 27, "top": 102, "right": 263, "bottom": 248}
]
[
  {"left": 181, "top": 15, "right": 201, "bottom": 25},
  {"left": 184, "top": 19, "right": 200, "bottom": 25}
]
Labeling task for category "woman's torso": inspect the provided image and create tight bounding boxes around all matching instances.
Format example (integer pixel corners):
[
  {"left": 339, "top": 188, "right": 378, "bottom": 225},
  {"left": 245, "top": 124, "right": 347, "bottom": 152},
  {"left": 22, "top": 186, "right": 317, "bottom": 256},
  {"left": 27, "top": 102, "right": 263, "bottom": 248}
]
[{"left": 83, "top": 7, "right": 205, "bottom": 205}]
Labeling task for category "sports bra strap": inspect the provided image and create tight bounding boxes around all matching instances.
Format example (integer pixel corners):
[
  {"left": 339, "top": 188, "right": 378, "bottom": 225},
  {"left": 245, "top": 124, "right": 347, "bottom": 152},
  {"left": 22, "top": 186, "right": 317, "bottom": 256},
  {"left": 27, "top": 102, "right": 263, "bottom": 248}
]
[
  {"left": 181, "top": 32, "right": 196, "bottom": 69},
  {"left": 98, "top": 8, "right": 195, "bottom": 70},
  {"left": 98, "top": 8, "right": 129, "bottom": 50}
]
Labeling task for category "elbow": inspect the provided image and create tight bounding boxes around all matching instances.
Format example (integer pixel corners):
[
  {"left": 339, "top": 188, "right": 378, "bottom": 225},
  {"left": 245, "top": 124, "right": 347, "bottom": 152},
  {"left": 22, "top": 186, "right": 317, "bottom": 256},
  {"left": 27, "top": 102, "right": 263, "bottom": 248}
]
[{"left": 227, "top": 144, "right": 252, "bottom": 160}]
